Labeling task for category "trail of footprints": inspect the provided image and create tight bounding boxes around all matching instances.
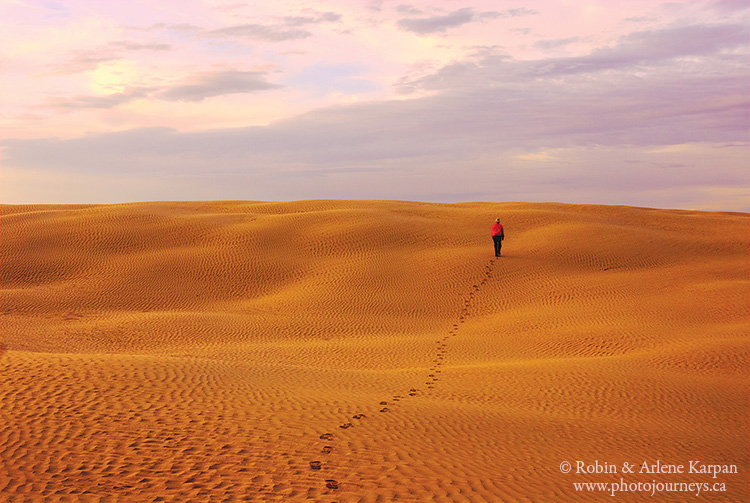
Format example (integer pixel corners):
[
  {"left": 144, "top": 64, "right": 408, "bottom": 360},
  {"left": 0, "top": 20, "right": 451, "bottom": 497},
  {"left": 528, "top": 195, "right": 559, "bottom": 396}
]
[{"left": 307, "top": 258, "right": 497, "bottom": 494}]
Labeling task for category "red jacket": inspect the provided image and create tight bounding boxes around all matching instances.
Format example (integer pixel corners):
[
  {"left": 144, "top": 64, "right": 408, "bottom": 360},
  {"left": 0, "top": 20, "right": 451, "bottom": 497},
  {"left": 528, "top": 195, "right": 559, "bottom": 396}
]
[{"left": 491, "top": 223, "right": 504, "bottom": 237}]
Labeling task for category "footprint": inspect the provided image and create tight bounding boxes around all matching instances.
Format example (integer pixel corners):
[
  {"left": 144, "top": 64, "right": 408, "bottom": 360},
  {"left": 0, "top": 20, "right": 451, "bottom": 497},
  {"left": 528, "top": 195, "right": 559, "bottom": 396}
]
[
  {"left": 379, "top": 407, "right": 390, "bottom": 412},
  {"left": 379, "top": 401, "right": 390, "bottom": 406},
  {"left": 326, "top": 480, "right": 339, "bottom": 490},
  {"left": 321, "top": 446, "right": 332, "bottom": 454},
  {"left": 339, "top": 423, "right": 352, "bottom": 429},
  {"left": 319, "top": 433, "right": 334, "bottom": 440},
  {"left": 352, "top": 414, "right": 366, "bottom": 420},
  {"left": 310, "top": 461, "right": 322, "bottom": 470}
]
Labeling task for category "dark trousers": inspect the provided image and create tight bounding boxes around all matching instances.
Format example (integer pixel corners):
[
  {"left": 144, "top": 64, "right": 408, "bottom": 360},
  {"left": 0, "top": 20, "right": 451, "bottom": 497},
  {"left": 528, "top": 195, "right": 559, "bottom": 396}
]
[{"left": 493, "top": 235, "right": 503, "bottom": 256}]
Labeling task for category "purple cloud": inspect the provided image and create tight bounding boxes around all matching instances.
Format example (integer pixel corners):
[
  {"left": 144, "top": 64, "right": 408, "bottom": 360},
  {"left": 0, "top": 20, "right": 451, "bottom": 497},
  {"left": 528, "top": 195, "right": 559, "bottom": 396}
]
[
  {"left": 711, "top": 0, "right": 750, "bottom": 13},
  {"left": 283, "top": 12, "right": 341, "bottom": 26},
  {"left": 209, "top": 10, "right": 341, "bottom": 42},
  {"left": 534, "top": 36, "right": 582, "bottom": 50},
  {"left": 3, "top": 2, "right": 747, "bottom": 209},
  {"left": 395, "top": 5, "right": 423, "bottom": 16},
  {"left": 209, "top": 24, "right": 312, "bottom": 41},
  {"left": 397, "top": 8, "right": 477, "bottom": 34},
  {"left": 504, "top": 8, "right": 538, "bottom": 17},
  {"left": 398, "top": 23, "right": 749, "bottom": 91},
  {"left": 56, "top": 88, "right": 153, "bottom": 109},
  {"left": 397, "top": 7, "right": 536, "bottom": 35},
  {"left": 155, "top": 71, "right": 282, "bottom": 102},
  {"left": 51, "top": 71, "right": 281, "bottom": 109}
]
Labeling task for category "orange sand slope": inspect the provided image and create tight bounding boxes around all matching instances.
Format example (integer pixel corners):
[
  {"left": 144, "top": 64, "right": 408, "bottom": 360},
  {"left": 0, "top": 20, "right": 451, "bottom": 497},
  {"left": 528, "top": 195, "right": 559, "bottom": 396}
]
[{"left": 1, "top": 200, "right": 748, "bottom": 502}]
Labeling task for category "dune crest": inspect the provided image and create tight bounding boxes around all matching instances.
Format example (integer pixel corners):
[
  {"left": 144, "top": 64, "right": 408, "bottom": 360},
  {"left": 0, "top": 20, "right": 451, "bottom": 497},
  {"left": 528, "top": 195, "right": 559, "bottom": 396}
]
[{"left": 1, "top": 200, "right": 747, "bottom": 501}]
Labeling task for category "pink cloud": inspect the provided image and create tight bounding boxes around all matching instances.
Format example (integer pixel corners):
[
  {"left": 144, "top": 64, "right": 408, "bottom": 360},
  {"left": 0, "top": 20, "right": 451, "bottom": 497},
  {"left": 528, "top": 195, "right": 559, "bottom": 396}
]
[{"left": 1, "top": 0, "right": 747, "bottom": 209}]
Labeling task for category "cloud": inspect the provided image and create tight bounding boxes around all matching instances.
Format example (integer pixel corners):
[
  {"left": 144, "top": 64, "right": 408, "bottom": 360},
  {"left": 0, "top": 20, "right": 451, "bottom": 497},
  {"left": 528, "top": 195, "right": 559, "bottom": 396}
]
[
  {"left": 5, "top": 126, "right": 746, "bottom": 209},
  {"left": 49, "top": 53, "right": 118, "bottom": 74},
  {"left": 396, "top": 7, "right": 534, "bottom": 35},
  {"left": 209, "top": 10, "right": 341, "bottom": 41},
  {"left": 500, "top": 8, "right": 539, "bottom": 17},
  {"left": 578, "top": 23, "right": 749, "bottom": 70},
  {"left": 13, "top": 61, "right": 747, "bottom": 169},
  {"left": 21, "top": 17, "right": 750, "bottom": 157},
  {"left": 51, "top": 71, "right": 281, "bottom": 109},
  {"left": 209, "top": 24, "right": 312, "bottom": 41},
  {"left": 107, "top": 41, "right": 172, "bottom": 51},
  {"left": 476, "top": 11, "right": 502, "bottom": 21},
  {"left": 49, "top": 41, "right": 172, "bottom": 75},
  {"left": 55, "top": 87, "right": 153, "bottom": 109},
  {"left": 711, "top": 0, "right": 750, "bottom": 13},
  {"left": 283, "top": 12, "right": 342, "bottom": 26},
  {"left": 623, "top": 15, "right": 657, "bottom": 24},
  {"left": 534, "top": 37, "right": 582, "bottom": 50},
  {"left": 166, "top": 23, "right": 203, "bottom": 33},
  {"left": 4, "top": 9, "right": 747, "bottom": 209},
  {"left": 155, "top": 71, "right": 282, "bottom": 102},
  {"left": 395, "top": 5, "right": 423, "bottom": 16},
  {"left": 397, "top": 8, "right": 477, "bottom": 34},
  {"left": 398, "top": 23, "right": 749, "bottom": 91}
]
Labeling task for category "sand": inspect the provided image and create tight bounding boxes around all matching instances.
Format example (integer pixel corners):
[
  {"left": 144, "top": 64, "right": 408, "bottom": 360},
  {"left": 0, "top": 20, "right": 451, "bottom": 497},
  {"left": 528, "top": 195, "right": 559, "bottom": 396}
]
[{"left": 1, "top": 200, "right": 747, "bottom": 502}]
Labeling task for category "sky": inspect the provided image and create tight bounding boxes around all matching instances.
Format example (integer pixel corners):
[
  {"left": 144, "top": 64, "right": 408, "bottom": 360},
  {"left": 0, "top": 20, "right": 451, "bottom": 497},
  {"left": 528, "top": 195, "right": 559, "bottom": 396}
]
[{"left": 1, "top": 0, "right": 748, "bottom": 210}]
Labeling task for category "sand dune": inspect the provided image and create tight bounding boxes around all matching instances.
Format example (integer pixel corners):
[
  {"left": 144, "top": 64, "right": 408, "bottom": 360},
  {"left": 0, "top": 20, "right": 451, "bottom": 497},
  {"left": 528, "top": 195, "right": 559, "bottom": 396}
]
[{"left": 1, "top": 200, "right": 747, "bottom": 502}]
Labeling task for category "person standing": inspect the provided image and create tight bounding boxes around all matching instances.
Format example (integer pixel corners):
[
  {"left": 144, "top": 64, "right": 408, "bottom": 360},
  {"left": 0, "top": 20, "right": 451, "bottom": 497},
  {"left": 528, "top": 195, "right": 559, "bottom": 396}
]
[{"left": 491, "top": 218, "right": 504, "bottom": 257}]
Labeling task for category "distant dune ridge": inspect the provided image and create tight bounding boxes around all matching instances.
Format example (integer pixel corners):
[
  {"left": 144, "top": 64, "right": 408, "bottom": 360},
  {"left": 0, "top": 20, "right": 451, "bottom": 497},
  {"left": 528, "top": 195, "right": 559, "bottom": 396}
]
[{"left": 1, "top": 200, "right": 747, "bottom": 502}]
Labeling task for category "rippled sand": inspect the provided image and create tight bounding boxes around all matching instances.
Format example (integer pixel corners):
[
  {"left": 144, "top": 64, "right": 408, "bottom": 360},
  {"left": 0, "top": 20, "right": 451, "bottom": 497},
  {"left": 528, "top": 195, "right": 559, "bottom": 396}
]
[{"left": 1, "top": 200, "right": 747, "bottom": 502}]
